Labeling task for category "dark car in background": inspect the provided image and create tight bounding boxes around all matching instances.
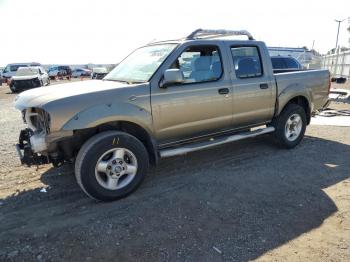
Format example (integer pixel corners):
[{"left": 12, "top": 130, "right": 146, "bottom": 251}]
[
  {"left": 271, "top": 56, "right": 303, "bottom": 73},
  {"left": 48, "top": 65, "right": 72, "bottom": 80}
]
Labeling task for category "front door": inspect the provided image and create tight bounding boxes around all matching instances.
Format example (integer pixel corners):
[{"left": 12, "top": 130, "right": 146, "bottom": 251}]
[{"left": 151, "top": 44, "right": 233, "bottom": 145}]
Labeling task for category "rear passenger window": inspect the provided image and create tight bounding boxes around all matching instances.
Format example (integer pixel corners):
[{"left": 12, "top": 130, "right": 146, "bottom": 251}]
[
  {"left": 231, "top": 46, "right": 262, "bottom": 78},
  {"left": 170, "top": 45, "right": 223, "bottom": 84}
]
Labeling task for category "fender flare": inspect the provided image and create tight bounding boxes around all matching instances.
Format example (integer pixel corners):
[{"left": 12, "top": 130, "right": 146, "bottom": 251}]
[
  {"left": 277, "top": 83, "right": 313, "bottom": 116},
  {"left": 61, "top": 102, "right": 154, "bottom": 136}
]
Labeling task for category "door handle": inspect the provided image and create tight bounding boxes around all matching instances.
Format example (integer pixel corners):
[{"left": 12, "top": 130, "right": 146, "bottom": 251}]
[
  {"left": 218, "top": 88, "right": 229, "bottom": 95},
  {"left": 260, "top": 83, "right": 269, "bottom": 89}
]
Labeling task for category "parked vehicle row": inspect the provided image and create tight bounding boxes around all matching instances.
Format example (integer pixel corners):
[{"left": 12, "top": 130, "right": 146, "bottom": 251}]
[
  {"left": 14, "top": 29, "right": 330, "bottom": 201},
  {"left": 1, "top": 63, "right": 110, "bottom": 93}
]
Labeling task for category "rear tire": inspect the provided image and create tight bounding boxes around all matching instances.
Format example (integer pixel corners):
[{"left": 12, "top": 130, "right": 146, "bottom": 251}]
[
  {"left": 271, "top": 104, "right": 307, "bottom": 148},
  {"left": 75, "top": 131, "right": 149, "bottom": 201}
]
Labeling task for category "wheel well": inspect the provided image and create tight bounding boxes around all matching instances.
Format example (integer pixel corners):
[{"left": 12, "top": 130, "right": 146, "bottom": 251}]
[
  {"left": 284, "top": 96, "right": 311, "bottom": 124},
  {"left": 98, "top": 121, "right": 158, "bottom": 165},
  {"left": 58, "top": 121, "right": 158, "bottom": 166}
]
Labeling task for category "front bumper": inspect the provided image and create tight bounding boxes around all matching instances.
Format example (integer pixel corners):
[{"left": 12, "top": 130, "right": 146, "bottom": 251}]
[
  {"left": 16, "top": 128, "right": 49, "bottom": 166},
  {"left": 11, "top": 79, "right": 41, "bottom": 92}
]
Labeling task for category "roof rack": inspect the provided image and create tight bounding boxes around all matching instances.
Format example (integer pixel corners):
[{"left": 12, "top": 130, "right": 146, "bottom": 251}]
[{"left": 186, "top": 29, "right": 254, "bottom": 41}]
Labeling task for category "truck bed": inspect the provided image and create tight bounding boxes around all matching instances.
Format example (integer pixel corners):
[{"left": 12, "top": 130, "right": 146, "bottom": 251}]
[
  {"left": 273, "top": 69, "right": 304, "bottom": 74},
  {"left": 274, "top": 69, "right": 330, "bottom": 112}
]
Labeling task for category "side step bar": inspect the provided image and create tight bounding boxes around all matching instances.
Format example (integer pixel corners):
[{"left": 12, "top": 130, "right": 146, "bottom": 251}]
[{"left": 160, "top": 126, "right": 275, "bottom": 158}]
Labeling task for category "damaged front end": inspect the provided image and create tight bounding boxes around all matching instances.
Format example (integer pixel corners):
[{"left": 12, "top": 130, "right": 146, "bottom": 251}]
[
  {"left": 15, "top": 107, "right": 75, "bottom": 167},
  {"left": 10, "top": 78, "right": 41, "bottom": 93},
  {"left": 15, "top": 107, "right": 52, "bottom": 166},
  {"left": 16, "top": 128, "right": 50, "bottom": 166}
]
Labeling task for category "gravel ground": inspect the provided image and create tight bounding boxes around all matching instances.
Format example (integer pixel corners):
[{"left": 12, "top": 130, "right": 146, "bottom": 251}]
[{"left": 0, "top": 81, "right": 349, "bottom": 261}]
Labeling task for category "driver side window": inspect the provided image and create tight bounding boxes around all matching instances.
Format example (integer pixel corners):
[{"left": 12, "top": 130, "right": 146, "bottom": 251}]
[{"left": 170, "top": 45, "right": 223, "bottom": 84}]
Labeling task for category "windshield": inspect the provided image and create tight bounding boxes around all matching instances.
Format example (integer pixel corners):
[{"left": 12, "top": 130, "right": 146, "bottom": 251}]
[
  {"left": 16, "top": 67, "right": 39, "bottom": 76},
  {"left": 10, "top": 65, "right": 28, "bottom": 72},
  {"left": 104, "top": 44, "right": 177, "bottom": 83},
  {"left": 48, "top": 67, "right": 57, "bottom": 72}
]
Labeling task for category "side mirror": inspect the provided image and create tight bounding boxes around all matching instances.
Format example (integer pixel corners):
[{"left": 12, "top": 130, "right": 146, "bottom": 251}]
[{"left": 160, "top": 69, "right": 184, "bottom": 88}]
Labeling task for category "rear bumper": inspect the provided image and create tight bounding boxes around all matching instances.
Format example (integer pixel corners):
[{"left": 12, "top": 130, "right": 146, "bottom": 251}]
[{"left": 16, "top": 128, "right": 50, "bottom": 166}]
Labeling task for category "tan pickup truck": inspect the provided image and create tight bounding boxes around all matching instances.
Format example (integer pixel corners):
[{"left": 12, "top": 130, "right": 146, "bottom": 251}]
[{"left": 14, "top": 29, "right": 330, "bottom": 201}]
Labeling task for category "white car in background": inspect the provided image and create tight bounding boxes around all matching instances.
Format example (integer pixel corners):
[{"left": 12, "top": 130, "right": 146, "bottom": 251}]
[
  {"left": 91, "top": 67, "right": 108, "bottom": 79},
  {"left": 2, "top": 62, "right": 41, "bottom": 84},
  {"left": 72, "top": 68, "right": 92, "bottom": 78},
  {"left": 9, "top": 66, "right": 50, "bottom": 93}
]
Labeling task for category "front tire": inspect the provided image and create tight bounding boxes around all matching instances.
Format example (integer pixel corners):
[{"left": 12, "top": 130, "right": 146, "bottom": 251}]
[
  {"left": 75, "top": 131, "right": 149, "bottom": 201},
  {"left": 9, "top": 85, "right": 16, "bottom": 93},
  {"left": 271, "top": 104, "right": 307, "bottom": 148}
]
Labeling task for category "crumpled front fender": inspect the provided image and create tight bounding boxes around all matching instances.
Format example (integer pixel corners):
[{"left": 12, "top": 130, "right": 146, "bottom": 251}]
[{"left": 61, "top": 102, "right": 154, "bottom": 135}]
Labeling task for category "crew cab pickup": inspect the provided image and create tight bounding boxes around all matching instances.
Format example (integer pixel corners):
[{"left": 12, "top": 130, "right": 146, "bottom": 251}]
[{"left": 14, "top": 29, "right": 330, "bottom": 201}]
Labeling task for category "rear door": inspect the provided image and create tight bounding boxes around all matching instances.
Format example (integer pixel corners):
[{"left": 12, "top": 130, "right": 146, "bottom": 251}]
[
  {"left": 227, "top": 44, "right": 275, "bottom": 127},
  {"left": 150, "top": 42, "right": 234, "bottom": 145}
]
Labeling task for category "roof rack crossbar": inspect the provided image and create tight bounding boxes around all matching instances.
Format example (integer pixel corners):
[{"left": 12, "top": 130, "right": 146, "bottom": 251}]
[{"left": 186, "top": 29, "right": 254, "bottom": 40}]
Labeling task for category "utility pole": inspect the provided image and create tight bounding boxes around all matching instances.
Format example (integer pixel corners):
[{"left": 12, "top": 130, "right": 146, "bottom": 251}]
[{"left": 335, "top": 19, "right": 345, "bottom": 50}]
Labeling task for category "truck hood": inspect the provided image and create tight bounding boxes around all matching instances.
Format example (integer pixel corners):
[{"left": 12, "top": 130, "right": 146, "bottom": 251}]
[
  {"left": 12, "top": 74, "right": 39, "bottom": 81},
  {"left": 15, "top": 80, "right": 131, "bottom": 111}
]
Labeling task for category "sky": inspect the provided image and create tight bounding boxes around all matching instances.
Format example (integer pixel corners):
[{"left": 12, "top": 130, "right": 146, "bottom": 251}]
[{"left": 0, "top": 0, "right": 349, "bottom": 66}]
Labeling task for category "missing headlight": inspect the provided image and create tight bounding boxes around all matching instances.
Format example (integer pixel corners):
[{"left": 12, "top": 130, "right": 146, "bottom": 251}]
[
  {"left": 21, "top": 110, "right": 27, "bottom": 123},
  {"left": 24, "top": 108, "right": 51, "bottom": 134}
]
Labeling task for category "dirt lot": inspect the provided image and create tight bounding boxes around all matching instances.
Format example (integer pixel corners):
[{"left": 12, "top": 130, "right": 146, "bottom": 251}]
[{"left": 0, "top": 81, "right": 350, "bottom": 261}]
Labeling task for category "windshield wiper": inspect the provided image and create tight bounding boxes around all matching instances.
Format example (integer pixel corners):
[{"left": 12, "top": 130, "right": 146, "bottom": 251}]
[
  {"left": 103, "top": 79, "right": 128, "bottom": 84},
  {"left": 128, "top": 80, "right": 146, "bottom": 84},
  {"left": 103, "top": 79, "right": 145, "bottom": 84}
]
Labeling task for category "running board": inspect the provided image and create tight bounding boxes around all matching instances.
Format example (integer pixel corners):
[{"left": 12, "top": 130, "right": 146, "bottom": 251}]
[{"left": 159, "top": 126, "right": 275, "bottom": 158}]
